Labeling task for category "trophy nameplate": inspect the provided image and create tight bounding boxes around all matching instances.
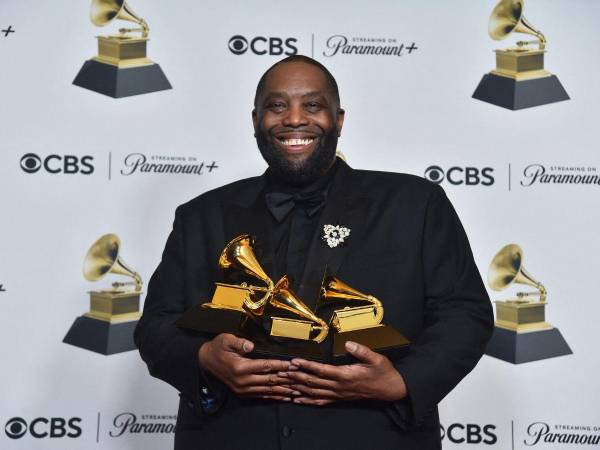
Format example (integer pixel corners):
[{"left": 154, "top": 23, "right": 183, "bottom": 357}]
[
  {"left": 472, "top": 0, "right": 569, "bottom": 110},
  {"left": 73, "top": 0, "right": 171, "bottom": 98},
  {"left": 484, "top": 244, "right": 572, "bottom": 364},
  {"left": 63, "top": 234, "right": 143, "bottom": 355}
]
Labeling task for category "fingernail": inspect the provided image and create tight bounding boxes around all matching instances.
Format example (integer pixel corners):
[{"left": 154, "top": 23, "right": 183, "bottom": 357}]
[
  {"left": 242, "top": 341, "right": 252, "bottom": 352},
  {"left": 278, "top": 371, "right": 288, "bottom": 377},
  {"left": 345, "top": 341, "right": 358, "bottom": 353},
  {"left": 284, "top": 397, "right": 291, "bottom": 402},
  {"left": 292, "top": 391, "right": 301, "bottom": 396},
  {"left": 293, "top": 398, "right": 302, "bottom": 404}
]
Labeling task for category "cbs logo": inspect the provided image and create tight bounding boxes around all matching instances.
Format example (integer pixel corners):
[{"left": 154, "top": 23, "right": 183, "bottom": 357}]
[
  {"left": 228, "top": 35, "right": 298, "bottom": 56},
  {"left": 5, "top": 417, "right": 82, "bottom": 439},
  {"left": 424, "top": 165, "right": 494, "bottom": 186},
  {"left": 440, "top": 423, "right": 497, "bottom": 445},
  {"left": 20, "top": 153, "right": 94, "bottom": 175}
]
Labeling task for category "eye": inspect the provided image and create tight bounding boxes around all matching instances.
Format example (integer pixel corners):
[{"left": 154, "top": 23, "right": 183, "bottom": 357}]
[
  {"left": 267, "top": 101, "right": 286, "bottom": 112},
  {"left": 304, "top": 101, "right": 323, "bottom": 112}
]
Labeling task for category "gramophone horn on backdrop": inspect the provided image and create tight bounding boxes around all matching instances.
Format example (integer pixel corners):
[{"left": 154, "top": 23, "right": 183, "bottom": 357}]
[
  {"left": 488, "top": 243, "right": 547, "bottom": 301},
  {"left": 83, "top": 233, "right": 142, "bottom": 291},
  {"left": 488, "top": 0, "right": 546, "bottom": 49},
  {"left": 90, "top": 0, "right": 149, "bottom": 37}
]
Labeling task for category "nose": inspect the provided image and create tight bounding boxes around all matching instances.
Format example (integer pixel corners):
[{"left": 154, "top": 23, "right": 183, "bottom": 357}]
[{"left": 282, "top": 103, "right": 308, "bottom": 127}]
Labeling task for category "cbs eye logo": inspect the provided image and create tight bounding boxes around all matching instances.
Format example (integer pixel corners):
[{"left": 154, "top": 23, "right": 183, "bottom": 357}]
[
  {"left": 424, "top": 165, "right": 494, "bottom": 186},
  {"left": 228, "top": 35, "right": 298, "bottom": 56},
  {"left": 5, "top": 418, "right": 27, "bottom": 439},
  {"left": 20, "top": 153, "right": 94, "bottom": 175}
]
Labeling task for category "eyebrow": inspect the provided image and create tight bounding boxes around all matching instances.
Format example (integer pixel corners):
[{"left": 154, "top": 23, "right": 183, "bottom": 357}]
[{"left": 263, "top": 90, "right": 326, "bottom": 100}]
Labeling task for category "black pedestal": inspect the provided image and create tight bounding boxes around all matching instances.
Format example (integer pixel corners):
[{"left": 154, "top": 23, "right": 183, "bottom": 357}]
[
  {"left": 73, "top": 59, "right": 172, "bottom": 98},
  {"left": 485, "top": 326, "right": 572, "bottom": 364},
  {"left": 63, "top": 316, "right": 138, "bottom": 355},
  {"left": 472, "top": 73, "right": 569, "bottom": 110},
  {"left": 176, "top": 305, "right": 246, "bottom": 336}
]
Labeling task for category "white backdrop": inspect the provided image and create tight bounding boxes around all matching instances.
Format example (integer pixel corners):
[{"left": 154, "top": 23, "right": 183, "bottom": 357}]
[{"left": 1, "top": 0, "right": 599, "bottom": 448}]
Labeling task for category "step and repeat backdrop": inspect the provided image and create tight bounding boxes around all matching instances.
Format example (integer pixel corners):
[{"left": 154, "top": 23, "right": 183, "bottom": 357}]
[{"left": 1, "top": 0, "right": 599, "bottom": 448}]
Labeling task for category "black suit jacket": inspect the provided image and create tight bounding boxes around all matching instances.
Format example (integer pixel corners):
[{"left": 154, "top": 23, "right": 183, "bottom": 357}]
[{"left": 135, "top": 160, "right": 493, "bottom": 450}]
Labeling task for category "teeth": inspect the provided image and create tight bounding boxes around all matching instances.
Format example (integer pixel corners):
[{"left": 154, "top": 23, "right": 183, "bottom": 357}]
[{"left": 281, "top": 138, "right": 314, "bottom": 146}]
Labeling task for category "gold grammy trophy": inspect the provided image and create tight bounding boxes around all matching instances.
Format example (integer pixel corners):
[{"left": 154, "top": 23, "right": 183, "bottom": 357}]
[
  {"left": 73, "top": 0, "right": 172, "bottom": 98},
  {"left": 317, "top": 273, "right": 409, "bottom": 361},
  {"left": 63, "top": 234, "right": 143, "bottom": 355},
  {"left": 484, "top": 244, "right": 571, "bottom": 364},
  {"left": 176, "top": 234, "right": 330, "bottom": 360},
  {"left": 472, "top": 0, "right": 569, "bottom": 109}
]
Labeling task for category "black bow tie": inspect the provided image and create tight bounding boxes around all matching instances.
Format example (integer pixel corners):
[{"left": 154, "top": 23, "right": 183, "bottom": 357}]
[{"left": 265, "top": 190, "right": 327, "bottom": 222}]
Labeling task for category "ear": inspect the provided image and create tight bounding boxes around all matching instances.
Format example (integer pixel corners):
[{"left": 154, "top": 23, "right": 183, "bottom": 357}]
[
  {"left": 252, "top": 109, "right": 258, "bottom": 135},
  {"left": 336, "top": 108, "right": 345, "bottom": 137}
]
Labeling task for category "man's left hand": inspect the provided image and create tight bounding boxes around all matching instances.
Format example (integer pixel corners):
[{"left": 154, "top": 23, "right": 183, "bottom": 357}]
[{"left": 280, "top": 341, "right": 407, "bottom": 406}]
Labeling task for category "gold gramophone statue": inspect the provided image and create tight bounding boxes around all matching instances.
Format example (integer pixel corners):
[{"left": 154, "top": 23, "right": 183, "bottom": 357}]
[
  {"left": 63, "top": 233, "right": 143, "bottom": 355},
  {"left": 177, "top": 234, "right": 329, "bottom": 360},
  {"left": 472, "top": 0, "right": 569, "bottom": 109},
  {"left": 484, "top": 244, "right": 571, "bottom": 364},
  {"left": 73, "top": 0, "right": 172, "bottom": 98},
  {"left": 317, "top": 273, "right": 409, "bottom": 361}
]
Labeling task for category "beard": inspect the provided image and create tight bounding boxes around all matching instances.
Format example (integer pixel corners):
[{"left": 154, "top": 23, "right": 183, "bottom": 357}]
[{"left": 255, "top": 127, "right": 338, "bottom": 187}]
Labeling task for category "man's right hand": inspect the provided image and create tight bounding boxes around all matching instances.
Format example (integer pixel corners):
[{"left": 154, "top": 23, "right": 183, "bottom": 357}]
[{"left": 198, "top": 333, "right": 297, "bottom": 402}]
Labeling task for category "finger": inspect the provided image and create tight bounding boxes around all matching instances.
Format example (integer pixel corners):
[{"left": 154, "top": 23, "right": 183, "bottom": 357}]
[
  {"left": 290, "top": 358, "right": 347, "bottom": 381},
  {"left": 345, "top": 341, "right": 382, "bottom": 365},
  {"left": 239, "top": 358, "right": 293, "bottom": 374},
  {"left": 239, "top": 374, "right": 293, "bottom": 387},
  {"left": 259, "top": 396, "right": 292, "bottom": 402},
  {"left": 289, "top": 384, "right": 341, "bottom": 400},
  {"left": 283, "top": 370, "right": 339, "bottom": 390},
  {"left": 238, "top": 385, "right": 298, "bottom": 396},
  {"left": 220, "top": 333, "right": 254, "bottom": 354},
  {"left": 293, "top": 397, "right": 335, "bottom": 406}
]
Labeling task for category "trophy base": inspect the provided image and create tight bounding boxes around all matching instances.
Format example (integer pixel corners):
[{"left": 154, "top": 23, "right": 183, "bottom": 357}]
[
  {"left": 73, "top": 59, "right": 172, "bottom": 98},
  {"left": 63, "top": 315, "right": 138, "bottom": 355},
  {"left": 472, "top": 73, "right": 569, "bottom": 110},
  {"left": 176, "top": 305, "right": 246, "bottom": 336},
  {"left": 331, "top": 326, "right": 410, "bottom": 363},
  {"left": 485, "top": 326, "right": 572, "bottom": 364}
]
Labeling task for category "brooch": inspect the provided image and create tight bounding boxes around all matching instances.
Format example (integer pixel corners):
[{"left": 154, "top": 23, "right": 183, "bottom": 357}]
[{"left": 322, "top": 224, "right": 351, "bottom": 249}]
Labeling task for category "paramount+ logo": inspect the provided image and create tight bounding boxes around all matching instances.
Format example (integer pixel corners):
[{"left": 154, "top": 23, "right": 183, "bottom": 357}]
[
  {"left": 424, "top": 165, "right": 494, "bottom": 186},
  {"left": 441, "top": 423, "right": 498, "bottom": 445},
  {"left": 4, "top": 416, "right": 82, "bottom": 440},
  {"left": 20, "top": 153, "right": 94, "bottom": 175},
  {"left": 228, "top": 35, "right": 298, "bottom": 56}
]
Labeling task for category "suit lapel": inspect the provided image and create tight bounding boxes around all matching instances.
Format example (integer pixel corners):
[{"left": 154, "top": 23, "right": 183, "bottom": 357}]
[{"left": 297, "top": 161, "right": 371, "bottom": 307}]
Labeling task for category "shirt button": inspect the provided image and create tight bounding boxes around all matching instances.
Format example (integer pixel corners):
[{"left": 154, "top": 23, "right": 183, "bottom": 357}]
[{"left": 281, "top": 425, "right": 293, "bottom": 438}]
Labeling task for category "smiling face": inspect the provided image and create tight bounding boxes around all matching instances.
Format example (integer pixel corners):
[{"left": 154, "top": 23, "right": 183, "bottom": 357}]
[{"left": 253, "top": 61, "right": 344, "bottom": 186}]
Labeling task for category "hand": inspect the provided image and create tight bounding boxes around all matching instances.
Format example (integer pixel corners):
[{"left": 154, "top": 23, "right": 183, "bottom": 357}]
[
  {"left": 281, "top": 341, "right": 407, "bottom": 406},
  {"left": 199, "top": 333, "right": 296, "bottom": 401}
]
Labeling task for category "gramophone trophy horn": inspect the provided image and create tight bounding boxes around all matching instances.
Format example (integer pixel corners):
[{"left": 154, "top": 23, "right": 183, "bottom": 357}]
[
  {"left": 472, "top": 0, "right": 568, "bottom": 110},
  {"left": 265, "top": 277, "right": 328, "bottom": 343},
  {"left": 484, "top": 243, "right": 571, "bottom": 364},
  {"left": 63, "top": 233, "right": 143, "bottom": 355},
  {"left": 73, "top": 0, "right": 171, "bottom": 98}
]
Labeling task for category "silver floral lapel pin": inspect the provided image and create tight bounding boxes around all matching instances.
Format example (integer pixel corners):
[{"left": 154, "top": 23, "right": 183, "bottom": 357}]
[{"left": 322, "top": 224, "right": 351, "bottom": 249}]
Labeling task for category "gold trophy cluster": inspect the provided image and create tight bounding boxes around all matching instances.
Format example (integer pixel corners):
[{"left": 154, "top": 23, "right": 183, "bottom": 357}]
[{"left": 187, "top": 235, "right": 405, "bottom": 359}]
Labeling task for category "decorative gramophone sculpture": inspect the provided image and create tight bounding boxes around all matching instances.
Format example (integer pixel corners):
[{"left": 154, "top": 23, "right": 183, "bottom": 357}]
[
  {"left": 73, "top": 0, "right": 172, "bottom": 98},
  {"left": 177, "top": 235, "right": 329, "bottom": 359},
  {"left": 484, "top": 244, "right": 571, "bottom": 364},
  {"left": 317, "top": 272, "right": 409, "bottom": 361},
  {"left": 472, "top": 0, "right": 569, "bottom": 109},
  {"left": 63, "top": 233, "right": 143, "bottom": 355}
]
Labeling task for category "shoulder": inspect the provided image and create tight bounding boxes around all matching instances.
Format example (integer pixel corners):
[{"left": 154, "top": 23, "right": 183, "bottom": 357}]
[{"left": 174, "top": 175, "right": 263, "bottom": 218}]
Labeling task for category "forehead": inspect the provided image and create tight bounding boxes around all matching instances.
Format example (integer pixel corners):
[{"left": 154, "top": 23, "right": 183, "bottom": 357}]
[{"left": 262, "top": 62, "right": 329, "bottom": 98}]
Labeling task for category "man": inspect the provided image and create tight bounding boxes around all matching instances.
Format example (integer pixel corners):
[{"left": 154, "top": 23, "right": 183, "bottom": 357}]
[{"left": 135, "top": 55, "right": 493, "bottom": 450}]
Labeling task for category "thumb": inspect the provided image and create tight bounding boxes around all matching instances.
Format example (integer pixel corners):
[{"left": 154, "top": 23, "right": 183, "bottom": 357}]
[
  {"left": 220, "top": 333, "right": 254, "bottom": 355},
  {"left": 345, "top": 341, "right": 381, "bottom": 364}
]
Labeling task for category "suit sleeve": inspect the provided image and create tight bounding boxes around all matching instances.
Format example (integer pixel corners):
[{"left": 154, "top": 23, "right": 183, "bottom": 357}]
[
  {"left": 388, "top": 185, "right": 494, "bottom": 428},
  {"left": 134, "top": 206, "right": 210, "bottom": 407}
]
